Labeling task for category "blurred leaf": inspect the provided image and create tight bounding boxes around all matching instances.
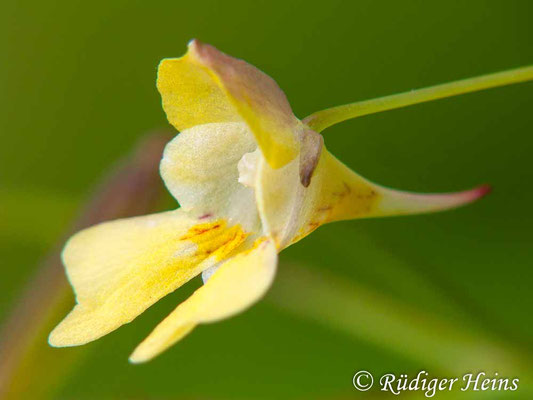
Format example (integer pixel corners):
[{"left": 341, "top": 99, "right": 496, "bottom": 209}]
[
  {"left": 0, "top": 187, "right": 79, "bottom": 247},
  {"left": 0, "top": 133, "right": 171, "bottom": 399},
  {"left": 270, "top": 262, "right": 531, "bottom": 375}
]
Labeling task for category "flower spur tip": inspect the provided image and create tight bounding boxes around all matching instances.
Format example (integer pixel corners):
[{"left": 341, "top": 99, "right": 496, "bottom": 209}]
[
  {"left": 462, "top": 184, "right": 492, "bottom": 203},
  {"left": 476, "top": 184, "right": 492, "bottom": 197}
]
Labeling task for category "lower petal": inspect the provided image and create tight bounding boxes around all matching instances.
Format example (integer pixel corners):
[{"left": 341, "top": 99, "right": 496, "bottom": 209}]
[
  {"left": 49, "top": 209, "right": 247, "bottom": 347},
  {"left": 129, "top": 238, "right": 277, "bottom": 363}
]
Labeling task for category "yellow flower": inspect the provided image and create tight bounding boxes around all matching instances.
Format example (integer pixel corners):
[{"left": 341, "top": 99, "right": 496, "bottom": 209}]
[{"left": 50, "top": 40, "right": 510, "bottom": 363}]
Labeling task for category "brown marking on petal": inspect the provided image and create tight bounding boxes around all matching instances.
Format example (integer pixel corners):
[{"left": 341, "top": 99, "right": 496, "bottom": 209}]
[
  {"left": 289, "top": 220, "right": 321, "bottom": 245},
  {"left": 178, "top": 222, "right": 248, "bottom": 267},
  {"left": 205, "top": 227, "right": 248, "bottom": 260},
  {"left": 179, "top": 221, "right": 223, "bottom": 241},
  {"left": 333, "top": 182, "right": 352, "bottom": 198},
  {"left": 355, "top": 189, "right": 377, "bottom": 200},
  {"left": 250, "top": 236, "right": 269, "bottom": 251},
  {"left": 364, "top": 189, "right": 377, "bottom": 199},
  {"left": 323, "top": 180, "right": 385, "bottom": 223},
  {"left": 199, "top": 213, "right": 213, "bottom": 220},
  {"left": 343, "top": 182, "right": 352, "bottom": 194},
  {"left": 308, "top": 222, "right": 320, "bottom": 230},
  {"left": 299, "top": 129, "right": 324, "bottom": 187}
]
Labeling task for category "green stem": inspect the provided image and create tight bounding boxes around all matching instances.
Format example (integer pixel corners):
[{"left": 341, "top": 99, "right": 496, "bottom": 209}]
[{"left": 304, "top": 65, "right": 533, "bottom": 132}]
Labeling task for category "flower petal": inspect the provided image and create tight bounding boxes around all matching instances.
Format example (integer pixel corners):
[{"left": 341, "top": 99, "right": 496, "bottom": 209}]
[
  {"left": 158, "top": 40, "right": 300, "bottom": 168},
  {"left": 257, "top": 148, "right": 489, "bottom": 248},
  {"left": 49, "top": 210, "right": 247, "bottom": 347},
  {"left": 160, "top": 122, "right": 260, "bottom": 232},
  {"left": 157, "top": 46, "right": 239, "bottom": 130},
  {"left": 129, "top": 238, "right": 277, "bottom": 363}
]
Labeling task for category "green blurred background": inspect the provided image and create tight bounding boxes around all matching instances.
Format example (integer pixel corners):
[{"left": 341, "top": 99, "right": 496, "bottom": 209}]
[{"left": 1, "top": 0, "right": 532, "bottom": 399}]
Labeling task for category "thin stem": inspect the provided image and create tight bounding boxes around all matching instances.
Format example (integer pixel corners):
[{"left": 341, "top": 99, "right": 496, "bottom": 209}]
[{"left": 304, "top": 65, "right": 533, "bottom": 132}]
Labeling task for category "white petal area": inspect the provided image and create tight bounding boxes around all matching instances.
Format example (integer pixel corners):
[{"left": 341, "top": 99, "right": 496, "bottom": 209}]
[
  {"left": 49, "top": 209, "right": 247, "bottom": 347},
  {"left": 160, "top": 122, "right": 261, "bottom": 232},
  {"left": 201, "top": 264, "right": 219, "bottom": 283},
  {"left": 130, "top": 238, "right": 277, "bottom": 363},
  {"left": 255, "top": 155, "right": 307, "bottom": 249},
  {"left": 237, "top": 148, "right": 261, "bottom": 188}
]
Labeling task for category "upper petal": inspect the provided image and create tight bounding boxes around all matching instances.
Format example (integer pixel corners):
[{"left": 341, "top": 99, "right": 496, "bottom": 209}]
[
  {"left": 129, "top": 237, "right": 277, "bottom": 363},
  {"left": 158, "top": 40, "right": 300, "bottom": 168},
  {"left": 157, "top": 45, "right": 239, "bottom": 130},
  {"left": 49, "top": 209, "right": 247, "bottom": 347}
]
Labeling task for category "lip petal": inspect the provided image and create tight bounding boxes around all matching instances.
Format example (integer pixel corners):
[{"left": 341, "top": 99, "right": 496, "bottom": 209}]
[{"left": 48, "top": 210, "right": 246, "bottom": 347}]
